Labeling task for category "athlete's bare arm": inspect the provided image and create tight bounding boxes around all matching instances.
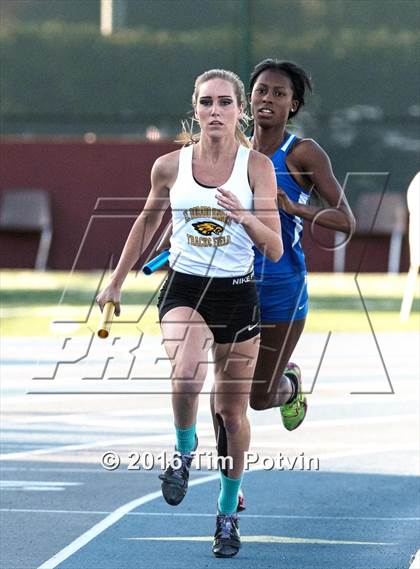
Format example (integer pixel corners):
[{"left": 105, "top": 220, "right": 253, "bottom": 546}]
[
  {"left": 280, "top": 139, "right": 356, "bottom": 234},
  {"left": 96, "top": 151, "right": 179, "bottom": 314},
  {"left": 249, "top": 150, "right": 283, "bottom": 260}
]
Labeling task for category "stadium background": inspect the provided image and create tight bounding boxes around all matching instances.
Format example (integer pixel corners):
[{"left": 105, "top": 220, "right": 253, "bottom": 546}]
[{"left": 1, "top": 0, "right": 419, "bottom": 270}]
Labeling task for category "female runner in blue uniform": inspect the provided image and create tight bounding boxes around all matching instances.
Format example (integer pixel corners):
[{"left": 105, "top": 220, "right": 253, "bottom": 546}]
[{"left": 248, "top": 59, "right": 355, "bottom": 428}]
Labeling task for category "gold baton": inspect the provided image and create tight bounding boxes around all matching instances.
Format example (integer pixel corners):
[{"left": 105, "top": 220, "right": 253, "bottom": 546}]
[{"left": 97, "top": 302, "right": 115, "bottom": 339}]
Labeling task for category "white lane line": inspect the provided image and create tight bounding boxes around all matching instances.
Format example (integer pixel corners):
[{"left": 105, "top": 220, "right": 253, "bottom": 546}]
[
  {"left": 0, "top": 480, "right": 82, "bottom": 492},
  {"left": 19, "top": 384, "right": 418, "bottom": 397},
  {"left": 409, "top": 549, "right": 420, "bottom": 569},
  {"left": 0, "top": 424, "right": 225, "bottom": 460},
  {"left": 318, "top": 443, "right": 419, "bottom": 461},
  {"left": 0, "top": 466, "right": 154, "bottom": 474},
  {"left": 123, "top": 535, "right": 394, "bottom": 545},
  {"left": 4, "top": 397, "right": 417, "bottom": 430},
  {"left": 255, "top": 442, "right": 419, "bottom": 452},
  {"left": 300, "top": 396, "right": 416, "bottom": 406},
  {"left": 0, "top": 432, "right": 185, "bottom": 461},
  {"left": 1, "top": 508, "right": 107, "bottom": 515},
  {"left": 246, "top": 415, "right": 417, "bottom": 430},
  {"left": 7, "top": 418, "right": 177, "bottom": 430},
  {"left": 13, "top": 408, "right": 176, "bottom": 424},
  {"left": 2, "top": 508, "right": 419, "bottom": 522},
  {"left": 1, "top": 414, "right": 417, "bottom": 461},
  {"left": 300, "top": 414, "right": 418, "bottom": 428},
  {"left": 0, "top": 440, "right": 133, "bottom": 461},
  {"left": 7, "top": 416, "right": 181, "bottom": 428},
  {"left": 36, "top": 472, "right": 220, "bottom": 569},
  {"left": 2, "top": 488, "right": 66, "bottom": 493}
]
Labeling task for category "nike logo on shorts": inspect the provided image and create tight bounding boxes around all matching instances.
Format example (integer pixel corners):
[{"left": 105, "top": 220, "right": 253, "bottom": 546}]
[{"left": 247, "top": 322, "right": 259, "bottom": 331}]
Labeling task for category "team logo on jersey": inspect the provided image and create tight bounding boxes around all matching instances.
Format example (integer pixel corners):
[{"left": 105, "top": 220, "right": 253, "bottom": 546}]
[{"left": 192, "top": 221, "right": 224, "bottom": 236}]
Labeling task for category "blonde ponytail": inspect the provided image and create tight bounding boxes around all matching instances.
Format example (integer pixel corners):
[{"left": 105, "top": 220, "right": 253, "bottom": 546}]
[{"left": 235, "top": 124, "right": 252, "bottom": 149}]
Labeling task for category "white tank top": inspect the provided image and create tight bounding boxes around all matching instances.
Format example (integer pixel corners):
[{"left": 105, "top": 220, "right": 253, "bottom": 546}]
[{"left": 169, "top": 144, "right": 254, "bottom": 277}]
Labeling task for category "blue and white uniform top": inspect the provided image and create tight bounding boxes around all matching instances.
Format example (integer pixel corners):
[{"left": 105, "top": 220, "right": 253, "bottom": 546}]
[
  {"left": 253, "top": 133, "right": 310, "bottom": 279},
  {"left": 169, "top": 144, "right": 254, "bottom": 277}
]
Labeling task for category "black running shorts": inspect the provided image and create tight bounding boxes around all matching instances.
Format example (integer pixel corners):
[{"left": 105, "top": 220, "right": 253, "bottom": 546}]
[{"left": 157, "top": 270, "right": 261, "bottom": 344}]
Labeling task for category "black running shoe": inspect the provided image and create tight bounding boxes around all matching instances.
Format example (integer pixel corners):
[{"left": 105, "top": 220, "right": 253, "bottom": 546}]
[
  {"left": 212, "top": 513, "right": 241, "bottom": 558},
  {"left": 158, "top": 436, "right": 197, "bottom": 506}
]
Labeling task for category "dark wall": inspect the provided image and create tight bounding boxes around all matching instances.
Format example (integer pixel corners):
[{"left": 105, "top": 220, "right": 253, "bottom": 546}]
[
  {"left": 0, "top": 140, "right": 409, "bottom": 272},
  {"left": 0, "top": 140, "right": 174, "bottom": 270}
]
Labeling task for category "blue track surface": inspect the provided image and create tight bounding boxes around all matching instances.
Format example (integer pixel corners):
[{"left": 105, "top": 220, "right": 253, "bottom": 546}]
[{"left": 1, "top": 333, "right": 419, "bottom": 568}]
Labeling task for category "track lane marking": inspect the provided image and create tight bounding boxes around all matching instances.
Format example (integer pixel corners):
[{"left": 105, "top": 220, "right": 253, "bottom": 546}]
[
  {"left": 2, "top": 508, "right": 419, "bottom": 522},
  {"left": 123, "top": 535, "right": 394, "bottom": 545},
  {"left": 2, "top": 414, "right": 417, "bottom": 461},
  {"left": 36, "top": 472, "right": 219, "bottom": 569}
]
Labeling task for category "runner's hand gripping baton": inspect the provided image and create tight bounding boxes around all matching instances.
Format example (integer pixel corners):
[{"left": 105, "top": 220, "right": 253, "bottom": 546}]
[
  {"left": 97, "top": 226, "right": 170, "bottom": 337},
  {"left": 142, "top": 250, "right": 170, "bottom": 275},
  {"left": 97, "top": 301, "right": 115, "bottom": 338}
]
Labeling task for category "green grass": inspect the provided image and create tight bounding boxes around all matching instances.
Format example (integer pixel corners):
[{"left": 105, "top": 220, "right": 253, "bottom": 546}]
[{"left": 1, "top": 270, "right": 419, "bottom": 336}]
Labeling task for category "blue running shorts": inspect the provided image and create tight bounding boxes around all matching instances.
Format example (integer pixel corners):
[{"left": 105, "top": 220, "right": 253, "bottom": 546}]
[{"left": 255, "top": 271, "right": 308, "bottom": 323}]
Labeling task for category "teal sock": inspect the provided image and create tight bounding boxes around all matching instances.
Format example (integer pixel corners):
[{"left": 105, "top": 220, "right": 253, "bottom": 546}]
[
  {"left": 217, "top": 470, "right": 243, "bottom": 515},
  {"left": 175, "top": 424, "right": 196, "bottom": 453}
]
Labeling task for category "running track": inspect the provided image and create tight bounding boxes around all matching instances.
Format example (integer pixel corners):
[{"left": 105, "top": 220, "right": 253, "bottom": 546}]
[{"left": 1, "top": 332, "right": 419, "bottom": 568}]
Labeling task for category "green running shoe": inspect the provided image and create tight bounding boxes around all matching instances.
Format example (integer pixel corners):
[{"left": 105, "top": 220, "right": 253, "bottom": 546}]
[{"left": 280, "top": 363, "right": 307, "bottom": 431}]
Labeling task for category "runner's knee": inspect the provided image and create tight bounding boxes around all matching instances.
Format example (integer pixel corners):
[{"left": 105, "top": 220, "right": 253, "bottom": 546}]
[{"left": 216, "top": 407, "right": 246, "bottom": 435}]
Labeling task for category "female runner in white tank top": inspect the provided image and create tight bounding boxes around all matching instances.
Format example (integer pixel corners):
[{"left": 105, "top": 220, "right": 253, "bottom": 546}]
[{"left": 96, "top": 69, "right": 282, "bottom": 558}]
